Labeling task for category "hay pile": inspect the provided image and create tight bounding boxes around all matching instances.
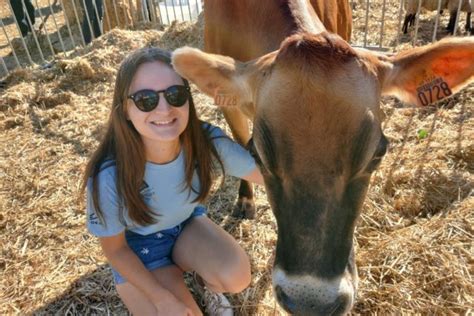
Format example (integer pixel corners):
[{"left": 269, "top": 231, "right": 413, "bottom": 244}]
[{"left": 1, "top": 8, "right": 473, "bottom": 316}]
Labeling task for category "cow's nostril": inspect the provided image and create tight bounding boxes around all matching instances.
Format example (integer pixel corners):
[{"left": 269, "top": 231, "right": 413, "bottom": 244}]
[{"left": 275, "top": 285, "right": 296, "bottom": 313}]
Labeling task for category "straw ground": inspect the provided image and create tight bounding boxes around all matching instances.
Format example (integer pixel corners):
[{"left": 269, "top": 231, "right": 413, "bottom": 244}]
[{"left": 1, "top": 3, "right": 473, "bottom": 315}]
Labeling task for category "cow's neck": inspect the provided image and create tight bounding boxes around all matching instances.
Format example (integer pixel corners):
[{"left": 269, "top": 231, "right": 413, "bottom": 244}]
[{"left": 204, "top": 0, "right": 326, "bottom": 61}]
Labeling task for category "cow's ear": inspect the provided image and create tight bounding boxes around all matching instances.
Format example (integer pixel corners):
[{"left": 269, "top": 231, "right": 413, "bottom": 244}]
[
  {"left": 378, "top": 37, "right": 474, "bottom": 106},
  {"left": 172, "top": 47, "right": 251, "bottom": 107}
]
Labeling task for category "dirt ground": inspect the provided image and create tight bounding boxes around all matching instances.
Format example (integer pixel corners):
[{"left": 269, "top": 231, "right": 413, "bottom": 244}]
[{"left": 0, "top": 1, "right": 473, "bottom": 315}]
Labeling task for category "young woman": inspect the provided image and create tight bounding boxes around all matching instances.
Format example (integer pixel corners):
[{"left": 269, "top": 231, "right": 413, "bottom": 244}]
[{"left": 82, "top": 47, "right": 263, "bottom": 316}]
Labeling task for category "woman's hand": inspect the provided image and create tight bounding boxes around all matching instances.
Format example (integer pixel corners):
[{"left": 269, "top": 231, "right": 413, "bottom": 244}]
[{"left": 154, "top": 295, "right": 195, "bottom": 316}]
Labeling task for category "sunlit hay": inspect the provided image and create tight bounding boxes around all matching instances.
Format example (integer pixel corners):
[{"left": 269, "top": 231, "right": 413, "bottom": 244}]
[
  {"left": 35, "top": 91, "right": 74, "bottom": 110},
  {"left": 58, "top": 58, "right": 95, "bottom": 79},
  {"left": 3, "top": 67, "right": 36, "bottom": 85},
  {"left": 1, "top": 82, "right": 32, "bottom": 110},
  {"left": 0, "top": 6, "right": 473, "bottom": 316},
  {"left": 355, "top": 197, "right": 474, "bottom": 314}
]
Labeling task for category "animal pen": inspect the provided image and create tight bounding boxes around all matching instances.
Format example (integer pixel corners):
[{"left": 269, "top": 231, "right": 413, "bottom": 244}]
[{"left": 0, "top": 0, "right": 473, "bottom": 315}]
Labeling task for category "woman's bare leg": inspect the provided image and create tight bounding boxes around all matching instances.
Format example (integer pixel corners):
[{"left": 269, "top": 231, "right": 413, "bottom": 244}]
[{"left": 172, "top": 216, "right": 251, "bottom": 294}]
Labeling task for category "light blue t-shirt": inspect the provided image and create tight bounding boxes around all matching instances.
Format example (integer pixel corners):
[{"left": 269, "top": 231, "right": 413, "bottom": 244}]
[{"left": 86, "top": 124, "right": 256, "bottom": 237}]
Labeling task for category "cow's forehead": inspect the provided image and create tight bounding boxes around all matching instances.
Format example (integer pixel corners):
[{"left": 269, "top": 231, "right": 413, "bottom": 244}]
[
  {"left": 255, "top": 56, "right": 380, "bottom": 120},
  {"left": 251, "top": 33, "right": 381, "bottom": 115}
]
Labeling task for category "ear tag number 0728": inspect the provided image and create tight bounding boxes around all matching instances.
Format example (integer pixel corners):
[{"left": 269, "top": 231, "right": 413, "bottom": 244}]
[
  {"left": 416, "top": 77, "right": 452, "bottom": 106},
  {"left": 214, "top": 90, "right": 238, "bottom": 106}
]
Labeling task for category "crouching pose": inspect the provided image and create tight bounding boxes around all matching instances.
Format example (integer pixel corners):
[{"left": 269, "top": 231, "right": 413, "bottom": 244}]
[{"left": 82, "top": 47, "right": 263, "bottom": 315}]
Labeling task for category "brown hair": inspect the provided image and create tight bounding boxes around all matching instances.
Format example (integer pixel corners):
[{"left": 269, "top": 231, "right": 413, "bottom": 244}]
[{"left": 81, "top": 47, "right": 223, "bottom": 226}]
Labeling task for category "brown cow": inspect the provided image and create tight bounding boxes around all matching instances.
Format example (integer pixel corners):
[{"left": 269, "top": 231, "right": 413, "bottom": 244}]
[
  {"left": 172, "top": 1, "right": 474, "bottom": 315},
  {"left": 203, "top": 0, "right": 352, "bottom": 219}
]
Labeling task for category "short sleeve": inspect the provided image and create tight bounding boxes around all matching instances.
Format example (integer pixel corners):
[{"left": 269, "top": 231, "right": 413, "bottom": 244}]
[
  {"left": 206, "top": 124, "right": 257, "bottom": 178},
  {"left": 86, "top": 165, "right": 126, "bottom": 237}
]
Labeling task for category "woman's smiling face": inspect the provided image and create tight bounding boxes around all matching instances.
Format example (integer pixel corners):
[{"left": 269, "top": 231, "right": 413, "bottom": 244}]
[{"left": 126, "top": 61, "right": 189, "bottom": 148}]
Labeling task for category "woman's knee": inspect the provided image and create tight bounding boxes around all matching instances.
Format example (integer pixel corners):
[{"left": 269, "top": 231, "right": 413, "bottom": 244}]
[{"left": 215, "top": 252, "right": 251, "bottom": 293}]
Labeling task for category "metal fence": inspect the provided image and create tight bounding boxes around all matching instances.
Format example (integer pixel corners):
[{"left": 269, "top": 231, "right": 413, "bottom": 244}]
[
  {"left": 350, "top": 0, "right": 472, "bottom": 51},
  {"left": 0, "top": 0, "right": 203, "bottom": 77},
  {"left": 0, "top": 0, "right": 472, "bottom": 78}
]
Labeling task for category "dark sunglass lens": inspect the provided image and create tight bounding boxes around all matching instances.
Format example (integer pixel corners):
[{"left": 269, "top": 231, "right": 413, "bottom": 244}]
[
  {"left": 134, "top": 90, "right": 159, "bottom": 112},
  {"left": 165, "top": 86, "right": 189, "bottom": 107}
]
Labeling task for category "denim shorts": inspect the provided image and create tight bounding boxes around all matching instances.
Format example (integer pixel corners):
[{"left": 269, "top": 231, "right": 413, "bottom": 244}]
[{"left": 112, "top": 205, "right": 207, "bottom": 284}]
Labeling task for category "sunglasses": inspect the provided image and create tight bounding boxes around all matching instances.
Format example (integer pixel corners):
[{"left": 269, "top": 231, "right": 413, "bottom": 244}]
[{"left": 127, "top": 85, "right": 190, "bottom": 112}]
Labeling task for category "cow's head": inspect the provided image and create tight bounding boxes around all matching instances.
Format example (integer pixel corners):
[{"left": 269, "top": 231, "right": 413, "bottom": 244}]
[{"left": 172, "top": 33, "right": 474, "bottom": 315}]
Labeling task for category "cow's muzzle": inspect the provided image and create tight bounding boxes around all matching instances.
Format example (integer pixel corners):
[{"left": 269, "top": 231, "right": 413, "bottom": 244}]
[{"left": 272, "top": 266, "right": 357, "bottom": 315}]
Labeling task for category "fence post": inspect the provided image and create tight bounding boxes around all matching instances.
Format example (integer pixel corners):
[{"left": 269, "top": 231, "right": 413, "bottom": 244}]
[
  {"left": 412, "top": 0, "right": 422, "bottom": 46},
  {"left": 91, "top": 0, "right": 104, "bottom": 35},
  {"left": 170, "top": 0, "right": 178, "bottom": 21},
  {"left": 33, "top": 0, "right": 57, "bottom": 56},
  {"left": 186, "top": 0, "right": 192, "bottom": 21},
  {"left": 21, "top": 0, "right": 46, "bottom": 63},
  {"left": 0, "top": 19, "right": 21, "bottom": 68},
  {"left": 432, "top": 0, "right": 443, "bottom": 42},
  {"left": 0, "top": 55, "right": 9, "bottom": 76},
  {"left": 60, "top": 0, "right": 77, "bottom": 48},
  {"left": 47, "top": 0, "right": 68, "bottom": 55},
  {"left": 71, "top": 0, "right": 87, "bottom": 46},
  {"left": 452, "top": 0, "right": 463, "bottom": 35},
  {"left": 81, "top": 0, "right": 96, "bottom": 42},
  {"left": 178, "top": 0, "right": 185, "bottom": 21}
]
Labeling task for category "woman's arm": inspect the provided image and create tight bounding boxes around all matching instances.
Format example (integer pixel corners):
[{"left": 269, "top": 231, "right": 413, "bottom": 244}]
[
  {"left": 241, "top": 167, "right": 264, "bottom": 186},
  {"left": 99, "top": 233, "right": 193, "bottom": 315}
]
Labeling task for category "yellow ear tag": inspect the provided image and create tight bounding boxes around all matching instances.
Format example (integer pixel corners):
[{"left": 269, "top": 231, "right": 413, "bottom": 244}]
[{"left": 415, "top": 71, "right": 452, "bottom": 106}]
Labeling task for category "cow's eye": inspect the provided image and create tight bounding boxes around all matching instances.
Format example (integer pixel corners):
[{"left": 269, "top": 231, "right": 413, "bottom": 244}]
[{"left": 366, "top": 135, "right": 388, "bottom": 173}]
